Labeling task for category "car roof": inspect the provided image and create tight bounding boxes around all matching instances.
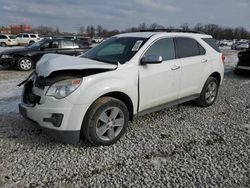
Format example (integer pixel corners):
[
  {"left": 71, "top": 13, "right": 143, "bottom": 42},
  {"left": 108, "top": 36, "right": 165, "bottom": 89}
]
[{"left": 116, "top": 32, "right": 212, "bottom": 39}]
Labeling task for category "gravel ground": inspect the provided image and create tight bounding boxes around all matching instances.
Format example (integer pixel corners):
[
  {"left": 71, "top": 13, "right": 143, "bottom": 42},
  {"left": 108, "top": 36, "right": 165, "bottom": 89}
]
[{"left": 0, "top": 53, "right": 249, "bottom": 187}]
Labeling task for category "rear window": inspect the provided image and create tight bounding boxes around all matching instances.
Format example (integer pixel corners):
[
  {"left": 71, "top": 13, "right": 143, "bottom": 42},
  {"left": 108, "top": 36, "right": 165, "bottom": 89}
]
[{"left": 202, "top": 38, "right": 221, "bottom": 52}]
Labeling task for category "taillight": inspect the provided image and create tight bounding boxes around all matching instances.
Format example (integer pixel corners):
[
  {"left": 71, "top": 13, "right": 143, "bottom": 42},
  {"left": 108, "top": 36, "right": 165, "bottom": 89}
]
[{"left": 221, "top": 54, "right": 225, "bottom": 64}]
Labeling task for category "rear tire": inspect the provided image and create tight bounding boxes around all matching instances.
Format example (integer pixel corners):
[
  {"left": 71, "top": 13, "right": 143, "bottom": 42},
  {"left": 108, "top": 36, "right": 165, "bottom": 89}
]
[
  {"left": 234, "top": 69, "right": 240, "bottom": 75},
  {"left": 196, "top": 77, "right": 219, "bottom": 107},
  {"left": 17, "top": 57, "right": 34, "bottom": 71},
  {"left": 82, "top": 97, "right": 129, "bottom": 146}
]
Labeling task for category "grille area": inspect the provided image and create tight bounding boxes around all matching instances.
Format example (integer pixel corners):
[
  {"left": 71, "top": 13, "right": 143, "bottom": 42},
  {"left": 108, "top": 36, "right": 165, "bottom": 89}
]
[{"left": 23, "top": 80, "right": 41, "bottom": 106}]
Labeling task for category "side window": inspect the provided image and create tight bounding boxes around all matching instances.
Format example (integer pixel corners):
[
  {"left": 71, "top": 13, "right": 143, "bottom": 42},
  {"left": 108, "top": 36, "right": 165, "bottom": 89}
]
[
  {"left": 198, "top": 43, "right": 206, "bottom": 55},
  {"left": 61, "top": 40, "right": 74, "bottom": 49},
  {"left": 42, "top": 41, "right": 59, "bottom": 49},
  {"left": 0, "top": 35, "right": 8, "bottom": 39},
  {"left": 175, "top": 37, "right": 205, "bottom": 58},
  {"left": 23, "top": 34, "right": 29, "bottom": 38},
  {"left": 51, "top": 41, "right": 59, "bottom": 48},
  {"left": 30, "top": 35, "right": 36, "bottom": 38},
  {"left": 144, "top": 38, "right": 175, "bottom": 61},
  {"left": 73, "top": 42, "right": 79, "bottom": 49},
  {"left": 16, "top": 34, "right": 22, "bottom": 38}
]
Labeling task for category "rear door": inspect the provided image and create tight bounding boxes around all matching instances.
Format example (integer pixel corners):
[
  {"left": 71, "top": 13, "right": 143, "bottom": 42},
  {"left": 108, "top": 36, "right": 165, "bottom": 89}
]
[
  {"left": 139, "top": 37, "right": 181, "bottom": 111},
  {"left": 175, "top": 37, "right": 208, "bottom": 98}
]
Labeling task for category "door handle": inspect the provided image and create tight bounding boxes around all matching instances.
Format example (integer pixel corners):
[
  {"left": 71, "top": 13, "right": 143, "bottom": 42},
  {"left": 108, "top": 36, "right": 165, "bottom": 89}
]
[
  {"left": 201, "top": 59, "right": 208, "bottom": 63},
  {"left": 171, "top": 66, "right": 180, "bottom": 70}
]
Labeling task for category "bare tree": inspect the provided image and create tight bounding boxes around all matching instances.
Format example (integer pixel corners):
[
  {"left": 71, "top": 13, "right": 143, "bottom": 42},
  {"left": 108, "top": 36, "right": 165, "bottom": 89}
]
[
  {"left": 90, "top": 25, "right": 95, "bottom": 37},
  {"left": 138, "top": 23, "right": 147, "bottom": 31},
  {"left": 78, "top": 26, "right": 85, "bottom": 35},
  {"left": 96, "top": 25, "right": 103, "bottom": 36},
  {"left": 180, "top": 23, "right": 190, "bottom": 31},
  {"left": 149, "top": 23, "right": 165, "bottom": 30}
]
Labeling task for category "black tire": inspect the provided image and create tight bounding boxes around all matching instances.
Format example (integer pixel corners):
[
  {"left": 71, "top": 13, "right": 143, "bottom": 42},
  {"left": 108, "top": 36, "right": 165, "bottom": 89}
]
[
  {"left": 196, "top": 77, "right": 219, "bottom": 107},
  {"left": 82, "top": 97, "right": 129, "bottom": 146},
  {"left": 1, "top": 42, "right": 7, "bottom": 47},
  {"left": 17, "top": 57, "right": 34, "bottom": 71},
  {"left": 29, "top": 40, "right": 35, "bottom": 44},
  {"left": 234, "top": 69, "right": 240, "bottom": 75}
]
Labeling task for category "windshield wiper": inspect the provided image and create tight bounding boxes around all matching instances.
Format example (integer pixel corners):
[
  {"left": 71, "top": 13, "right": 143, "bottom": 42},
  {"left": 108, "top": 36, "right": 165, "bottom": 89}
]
[{"left": 88, "top": 57, "right": 118, "bottom": 65}]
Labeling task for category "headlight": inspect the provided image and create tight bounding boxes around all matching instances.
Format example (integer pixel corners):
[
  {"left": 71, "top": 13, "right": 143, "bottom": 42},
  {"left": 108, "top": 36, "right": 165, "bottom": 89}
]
[
  {"left": 46, "top": 78, "right": 82, "bottom": 99},
  {"left": 1, "top": 54, "right": 13, "bottom": 59}
]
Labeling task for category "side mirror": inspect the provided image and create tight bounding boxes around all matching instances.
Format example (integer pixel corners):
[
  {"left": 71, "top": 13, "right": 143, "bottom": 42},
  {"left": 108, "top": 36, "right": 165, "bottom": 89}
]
[{"left": 141, "top": 55, "right": 163, "bottom": 65}]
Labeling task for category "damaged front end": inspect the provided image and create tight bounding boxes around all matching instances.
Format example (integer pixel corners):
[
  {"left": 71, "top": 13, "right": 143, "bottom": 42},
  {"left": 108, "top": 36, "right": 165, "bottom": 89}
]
[{"left": 20, "top": 68, "right": 114, "bottom": 106}]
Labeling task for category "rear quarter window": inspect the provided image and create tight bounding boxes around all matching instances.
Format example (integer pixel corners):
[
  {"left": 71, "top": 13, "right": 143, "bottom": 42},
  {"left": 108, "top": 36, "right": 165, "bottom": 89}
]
[{"left": 202, "top": 38, "right": 221, "bottom": 52}]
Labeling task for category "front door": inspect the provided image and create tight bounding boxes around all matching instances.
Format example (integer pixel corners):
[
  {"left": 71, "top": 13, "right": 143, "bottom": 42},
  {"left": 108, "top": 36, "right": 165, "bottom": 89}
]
[{"left": 139, "top": 38, "right": 181, "bottom": 111}]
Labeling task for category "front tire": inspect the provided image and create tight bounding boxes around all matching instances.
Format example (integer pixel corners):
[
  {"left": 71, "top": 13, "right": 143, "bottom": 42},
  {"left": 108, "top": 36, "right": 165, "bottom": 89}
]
[
  {"left": 82, "top": 97, "right": 129, "bottom": 146},
  {"left": 17, "top": 57, "right": 34, "bottom": 71},
  {"left": 29, "top": 40, "right": 35, "bottom": 44},
  {"left": 1, "top": 42, "right": 7, "bottom": 47},
  {"left": 196, "top": 77, "right": 219, "bottom": 107}
]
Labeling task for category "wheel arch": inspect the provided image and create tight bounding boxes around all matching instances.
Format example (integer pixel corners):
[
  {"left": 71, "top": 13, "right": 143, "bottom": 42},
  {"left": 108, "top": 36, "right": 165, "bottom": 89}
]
[
  {"left": 209, "top": 72, "right": 221, "bottom": 84},
  {"left": 99, "top": 91, "right": 134, "bottom": 121}
]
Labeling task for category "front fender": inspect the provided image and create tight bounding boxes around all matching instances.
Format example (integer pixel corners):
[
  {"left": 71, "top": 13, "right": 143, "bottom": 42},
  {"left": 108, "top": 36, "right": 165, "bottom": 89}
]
[{"left": 66, "top": 67, "right": 139, "bottom": 114}]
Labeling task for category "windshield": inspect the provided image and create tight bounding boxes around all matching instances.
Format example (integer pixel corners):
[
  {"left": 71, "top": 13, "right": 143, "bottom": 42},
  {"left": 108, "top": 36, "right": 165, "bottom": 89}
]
[
  {"left": 27, "top": 39, "right": 46, "bottom": 49},
  {"left": 82, "top": 37, "right": 148, "bottom": 64}
]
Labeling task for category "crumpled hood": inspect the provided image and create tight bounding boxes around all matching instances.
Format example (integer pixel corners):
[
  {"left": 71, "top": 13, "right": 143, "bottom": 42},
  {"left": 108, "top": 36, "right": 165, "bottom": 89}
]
[{"left": 36, "top": 54, "right": 117, "bottom": 77}]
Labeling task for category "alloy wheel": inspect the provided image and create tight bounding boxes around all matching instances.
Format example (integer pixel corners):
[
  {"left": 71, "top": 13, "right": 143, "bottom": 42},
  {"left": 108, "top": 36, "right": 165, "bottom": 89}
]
[
  {"left": 205, "top": 81, "right": 218, "bottom": 103},
  {"left": 96, "top": 107, "right": 125, "bottom": 141},
  {"left": 20, "top": 59, "right": 32, "bottom": 70}
]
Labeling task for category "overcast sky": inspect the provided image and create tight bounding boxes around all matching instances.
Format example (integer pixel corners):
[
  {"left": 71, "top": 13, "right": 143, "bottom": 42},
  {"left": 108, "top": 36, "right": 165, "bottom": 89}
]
[{"left": 0, "top": 0, "right": 249, "bottom": 32}]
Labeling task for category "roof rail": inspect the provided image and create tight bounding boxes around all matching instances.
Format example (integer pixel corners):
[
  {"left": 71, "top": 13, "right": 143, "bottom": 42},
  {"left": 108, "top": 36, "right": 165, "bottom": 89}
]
[{"left": 139, "top": 29, "right": 205, "bottom": 34}]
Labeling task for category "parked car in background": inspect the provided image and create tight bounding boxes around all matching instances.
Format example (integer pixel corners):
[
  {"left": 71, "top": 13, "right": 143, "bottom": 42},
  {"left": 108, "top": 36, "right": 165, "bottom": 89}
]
[
  {"left": 219, "top": 40, "right": 233, "bottom": 47},
  {"left": 51, "top": 36, "right": 92, "bottom": 47},
  {"left": 0, "top": 38, "right": 90, "bottom": 71},
  {"left": 92, "top": 37, "right": 103, "bottom": 43},
  {"left": 234, "top": 49, "right": 250, "bottom": 75},
  {"left": 19, "top": 31, "right": 224, "bottom": 146},
  {"left": 231, "top": 41, "right": 249, "bottom": 50},
  {"left": 16, "top": 33, "right": 42, "bottom": 45},
  {"left": 0, "top": 34, "right": 18, "bottom": 47},
  {"left": 75, "top": 37, "right": 92, "bottom": 46}
]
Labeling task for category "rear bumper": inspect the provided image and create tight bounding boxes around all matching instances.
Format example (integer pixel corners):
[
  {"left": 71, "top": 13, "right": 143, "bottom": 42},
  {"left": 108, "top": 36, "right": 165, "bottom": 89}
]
[{"left": 19, "top": 103, "right": 81, "bottom": 144}]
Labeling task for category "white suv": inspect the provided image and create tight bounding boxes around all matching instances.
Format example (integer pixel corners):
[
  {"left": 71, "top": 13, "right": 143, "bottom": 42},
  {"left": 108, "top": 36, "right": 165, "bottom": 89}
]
[
  {"left": 0, "top": 34, "right": 18, "bottom": 47},
  {"left": 16, "top": 33, "right": 41, "bottom": 45},
  {"left": 19, "top": 31, "right": 224, "bottom": 146}
]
